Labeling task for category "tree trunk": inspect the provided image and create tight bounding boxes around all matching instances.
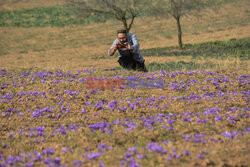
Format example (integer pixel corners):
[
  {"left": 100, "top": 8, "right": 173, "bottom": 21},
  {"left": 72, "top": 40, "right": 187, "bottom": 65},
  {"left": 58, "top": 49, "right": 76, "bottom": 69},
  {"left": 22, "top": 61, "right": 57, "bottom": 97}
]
[
  {"left": 128, "top": 16, "right": 135, "bottom": 33},
  {"left": 176, "top": 16, "right": 183, "bottom": 49},
  {"left": 121, "top": 18, "right": 129, "bottom": 33}
]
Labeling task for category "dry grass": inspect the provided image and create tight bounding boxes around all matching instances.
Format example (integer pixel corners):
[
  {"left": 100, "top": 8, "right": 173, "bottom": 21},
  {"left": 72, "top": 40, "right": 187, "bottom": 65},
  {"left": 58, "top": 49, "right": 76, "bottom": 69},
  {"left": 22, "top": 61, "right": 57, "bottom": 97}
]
[
  {"left": 0, "top": 2, "right": 249, "bottom": 166},
  {"left": 0, "top": 25, "right": 249, "bottom": 72}
]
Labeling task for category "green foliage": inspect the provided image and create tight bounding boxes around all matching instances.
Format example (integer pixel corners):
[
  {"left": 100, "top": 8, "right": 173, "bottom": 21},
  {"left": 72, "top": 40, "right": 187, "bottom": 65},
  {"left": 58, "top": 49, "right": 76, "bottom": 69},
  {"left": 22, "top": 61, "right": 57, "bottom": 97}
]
[
  {"left": 142, "top": 38, "right": 250, "bottom": 60},
  {"left": 206, "top": 0, "right": 243, "bottom": 7},
  {"left": 0, "top": 6, "right": 112, "bottom": 27},
  {"left": 146, "top": 61, "right": 216, "bottom": 72}
]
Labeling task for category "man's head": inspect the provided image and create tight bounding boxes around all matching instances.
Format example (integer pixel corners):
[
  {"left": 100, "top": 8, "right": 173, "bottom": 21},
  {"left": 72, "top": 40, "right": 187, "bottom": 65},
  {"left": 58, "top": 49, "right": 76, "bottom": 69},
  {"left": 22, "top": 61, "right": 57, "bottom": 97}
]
[{"left": 117, "top": 29, "right": 127, "bottom": 44}]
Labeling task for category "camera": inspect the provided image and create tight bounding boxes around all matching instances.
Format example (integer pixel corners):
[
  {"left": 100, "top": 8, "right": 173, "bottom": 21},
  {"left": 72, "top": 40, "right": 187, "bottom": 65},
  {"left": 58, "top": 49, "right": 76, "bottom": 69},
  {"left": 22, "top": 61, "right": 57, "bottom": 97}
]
[{"left": 116, "top": 43, "right": 126, "bottom": 48}]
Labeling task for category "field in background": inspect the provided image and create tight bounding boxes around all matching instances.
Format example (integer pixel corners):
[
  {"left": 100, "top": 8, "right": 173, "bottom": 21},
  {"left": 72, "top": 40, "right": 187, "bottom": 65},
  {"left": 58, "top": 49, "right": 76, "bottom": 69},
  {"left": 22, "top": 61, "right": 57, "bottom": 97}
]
[
  {"left": 0, "top": 0, "right": 249, "bottom": 73},
  {"left": 0, "top": 0, "right": 250, "bottom": 166}
]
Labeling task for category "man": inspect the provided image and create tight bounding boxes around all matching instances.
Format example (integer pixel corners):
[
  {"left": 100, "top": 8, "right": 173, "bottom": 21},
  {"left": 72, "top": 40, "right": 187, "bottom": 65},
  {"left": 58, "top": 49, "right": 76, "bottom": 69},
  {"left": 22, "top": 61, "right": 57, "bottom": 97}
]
[{"left": 108, "top": 30, "right": 148, "bottom": 72}]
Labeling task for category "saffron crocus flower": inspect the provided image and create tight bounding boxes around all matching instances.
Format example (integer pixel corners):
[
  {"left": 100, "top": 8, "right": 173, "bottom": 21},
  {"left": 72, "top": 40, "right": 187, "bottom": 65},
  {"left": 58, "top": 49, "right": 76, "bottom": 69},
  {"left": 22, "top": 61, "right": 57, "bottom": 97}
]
[
  {"left": 128, "top": 147, "right": 139, "bottom": 154},
  {"left": 120, "top": 160, "right": 126, "bottom": 167},
  {"left": 136, "top": 154, "right": 145, "bottom": 159},
  {"left": 99, "top": 162, "right": 105, "bottom": 167},
  {"left": 171, "top": 152, "right": 181, "bottom": 159},
  {"left": 62, "top": 147, "right": 67, "bottom": 153},
  {"left": 166, "top": 119, "right": 175, "bottom": 124},
  {"left": 34, "top": 154, "right": 42, "bottom": 162},
  {"left": 42, "top": 148, "right": 55, "bottom": 155},
  {"left": 244, "top": 127, "right": 250, "bottom": 133},
  {"left": 163, "top": 126, "right": 174, "bottom": 131},
  {"left": 54, "top": 157, "right": 61, "bottom": 165},
  {"left": 182, "top": 117, "right": 192, "bottom": 122},
  {"left": 84, "top": 95, "right": 90, "bottom": 98},
  {"left": 73, "top": 160, "right": 81, "bottom": 166},
  {"left": 24, "top": 162, "right": 34, "bottom": 167},
  {"left": 0, "top": 154, "right": 3, "bottom": 161},
  {"left": 98, "top": 143, "right": 112, "bottom": 151},
  {"left": 129, "top": 158, "right": 140, "bottom": 167},
  {"left": 196, "top": 119, "right": 209, "bottom": 123},
  {"left": 9, "top": 134, "right": 15, "bottom": 138},
  {"left": 193, "top": 134, "right": 206, "bottom": 143},
  {"left": 197, "top": 153, "right": 205, "bottom": 159},
  {"left": 87, "top": 152, "right": 101, "bottom": 160},
  {"left": 147, "top": 142, "right": 167, "bottom": 154},
  {"left": 215, "top": 116, "right": 223, "bottom": 121},
  {"left": 167, "top": 157, "right": 172, "bottom": 161},
  {"left": 81, "top": 109, "right": 85, "bottom": 115},
  {"left": 182, "top": 150, "right": 191, "bottom": 156},
  {"left": 88, "top": 122, "right": 113, "bottom": 134},
  {"left": 163, "top": 140, "right": 169, "bottom": 145},
  {"left": 221, "top": 131, "right": 235, "bottom": 139},
  {"left": 182, "top": 135, "right": 191, "bottom": 141}
]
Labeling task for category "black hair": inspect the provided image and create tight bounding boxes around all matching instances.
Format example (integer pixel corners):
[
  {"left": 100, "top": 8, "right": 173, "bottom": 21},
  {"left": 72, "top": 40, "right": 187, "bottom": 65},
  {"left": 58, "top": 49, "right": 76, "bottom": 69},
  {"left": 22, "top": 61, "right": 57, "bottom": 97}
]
[{"left": 117, "top": 29, "right": 127, "bottom": 35}]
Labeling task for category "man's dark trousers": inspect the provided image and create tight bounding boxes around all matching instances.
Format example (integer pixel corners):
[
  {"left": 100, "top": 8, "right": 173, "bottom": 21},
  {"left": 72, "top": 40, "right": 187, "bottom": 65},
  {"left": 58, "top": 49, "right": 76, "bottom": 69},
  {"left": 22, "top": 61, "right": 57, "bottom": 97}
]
[{"left": 118, "top": 54, "right": 148, "bottom": 72}]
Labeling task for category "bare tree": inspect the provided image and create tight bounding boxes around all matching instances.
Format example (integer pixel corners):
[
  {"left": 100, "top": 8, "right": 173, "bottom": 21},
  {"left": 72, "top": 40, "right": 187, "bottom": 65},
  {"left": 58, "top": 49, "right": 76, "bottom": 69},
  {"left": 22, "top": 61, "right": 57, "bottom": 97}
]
[
  {"left": 68, "top": 0, "right": 145, "bottom": 33},
  {"left": 149, "top": 0, "right": 211, "bottom": 49}
]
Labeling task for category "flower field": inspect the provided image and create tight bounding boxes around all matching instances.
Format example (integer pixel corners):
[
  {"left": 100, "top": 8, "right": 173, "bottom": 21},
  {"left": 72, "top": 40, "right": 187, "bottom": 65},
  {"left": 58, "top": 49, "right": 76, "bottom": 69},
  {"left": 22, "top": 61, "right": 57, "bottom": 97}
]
[{"left": 0, "top": 68, "right": 249, "bottom": 166}]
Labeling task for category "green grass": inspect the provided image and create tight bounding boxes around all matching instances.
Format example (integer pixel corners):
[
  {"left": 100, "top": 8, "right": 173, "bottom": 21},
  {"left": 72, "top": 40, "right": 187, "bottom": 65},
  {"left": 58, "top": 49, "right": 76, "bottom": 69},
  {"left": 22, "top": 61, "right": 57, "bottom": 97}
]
[
  {"left": 141, "top": 38, "right": 250, "bottom": 60},
  {"left": 111, "top": 61, "right": 216, "bottom": 72},
  {"left": 146, "top": 61, "right": 216, "bottom": 72},
  {"left": 0, "top": 6, "right": 111, "bottom": 27}
]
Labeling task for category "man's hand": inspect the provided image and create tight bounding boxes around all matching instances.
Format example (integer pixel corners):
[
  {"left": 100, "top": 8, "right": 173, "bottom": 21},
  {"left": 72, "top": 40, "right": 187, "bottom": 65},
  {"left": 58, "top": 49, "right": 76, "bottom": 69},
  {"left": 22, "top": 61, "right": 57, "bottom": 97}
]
[
  {"left": 124, "top": 42, "right": 132, "bottom": 50},
  {"left": 109, "top": 44, "right": 118, "bottom": 56},
  {"left": 113, "top": 44, "right": 118, "bottom": 51}
]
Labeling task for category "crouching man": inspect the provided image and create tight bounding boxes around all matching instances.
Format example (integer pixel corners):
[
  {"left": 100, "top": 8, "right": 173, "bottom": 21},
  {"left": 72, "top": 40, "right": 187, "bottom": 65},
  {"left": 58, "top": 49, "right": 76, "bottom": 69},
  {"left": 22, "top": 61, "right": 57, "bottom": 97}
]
[{"left": 108, "top": 30, "right": 148, "bottom": 72}]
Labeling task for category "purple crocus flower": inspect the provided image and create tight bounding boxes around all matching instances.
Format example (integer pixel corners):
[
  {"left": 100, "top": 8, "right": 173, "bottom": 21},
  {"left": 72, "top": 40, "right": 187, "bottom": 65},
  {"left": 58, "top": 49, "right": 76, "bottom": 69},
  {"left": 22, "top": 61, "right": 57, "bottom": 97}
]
[
  {"left": 197, "top": 153, "right": 205, "bottom": 159},
  {"left": 171, "top": 152, "right": 181, "bottom": 159},
  {"left": 166, "top": 119, "right": 175, "bottom": 124},
  {"left": 0, "top": 154, "right": 3, "bottom": 161},
  {"left": 42, "top": 148, "right": 55, "bottom": 155},
  {"left": 81, "top": 109, "right": 85, "bottom": 115},
  {"left": 99, "top": 162, "right": 105, "bottom": 167},
  {"left": 182, "top": 150, "right": 191, "bottom": 156},
  {"left": 215, "top": 116, "right": 223, "bottom": 121},
  {"left": 196, "top": 119, "right": 209, "bottom": 123},
  {"left": 34, "top": 154, "right": 42, "bottom": 162},
  {"left": 120, "top": 160, "right": 126, "bottom": 167},
  {"left": 54, "top": 157, "right": 61, "bottom": 165},
  {"left": 147, "top": 142, "right": 167, "bottom": 154},
  {"left": 182, "top": 117, "right": 192, "bottom": 122},
  {"left": 221, "top": 131, "right": 235, "bottom": 139},
  {"left": 193, "top": 134, "right": 206, "bottom": 143},
  {"left": 98, "top": 143, "right": 112, "bottom": 151},
  {"left": 244, "top": 127, "right": 250, "bottom": 133},
  {"left": 167, "top": 156, "right": 172, "bottom": 161},
  {"left": 88, "top": 122, "right": 113, "bottom": 134},
  {"left": 9, "top": 134, "right": 15, "bottom": 138},
  {"left": 73, "top": 160, "right": 81, "bottom": 166},
  {"left": 87, "top": 152, "right": 101, "bottom": 160},
  {"left": 62, "top": 147, "right": 67, "bottom": 153},
  {"left": 182, "top": 135, "right": 191, "bottom": 141},
  {"left": 136, "top": 154, "right": 144, "bottom": 159},
  {"left": 43, "top": 156, "right": 52, "bottom": 165},
  {"left": 128, "top": 147, "right": 139, "bottom": 154},
  {"left": 162, "top": 140, "right": 169, "bottom": 145}
]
